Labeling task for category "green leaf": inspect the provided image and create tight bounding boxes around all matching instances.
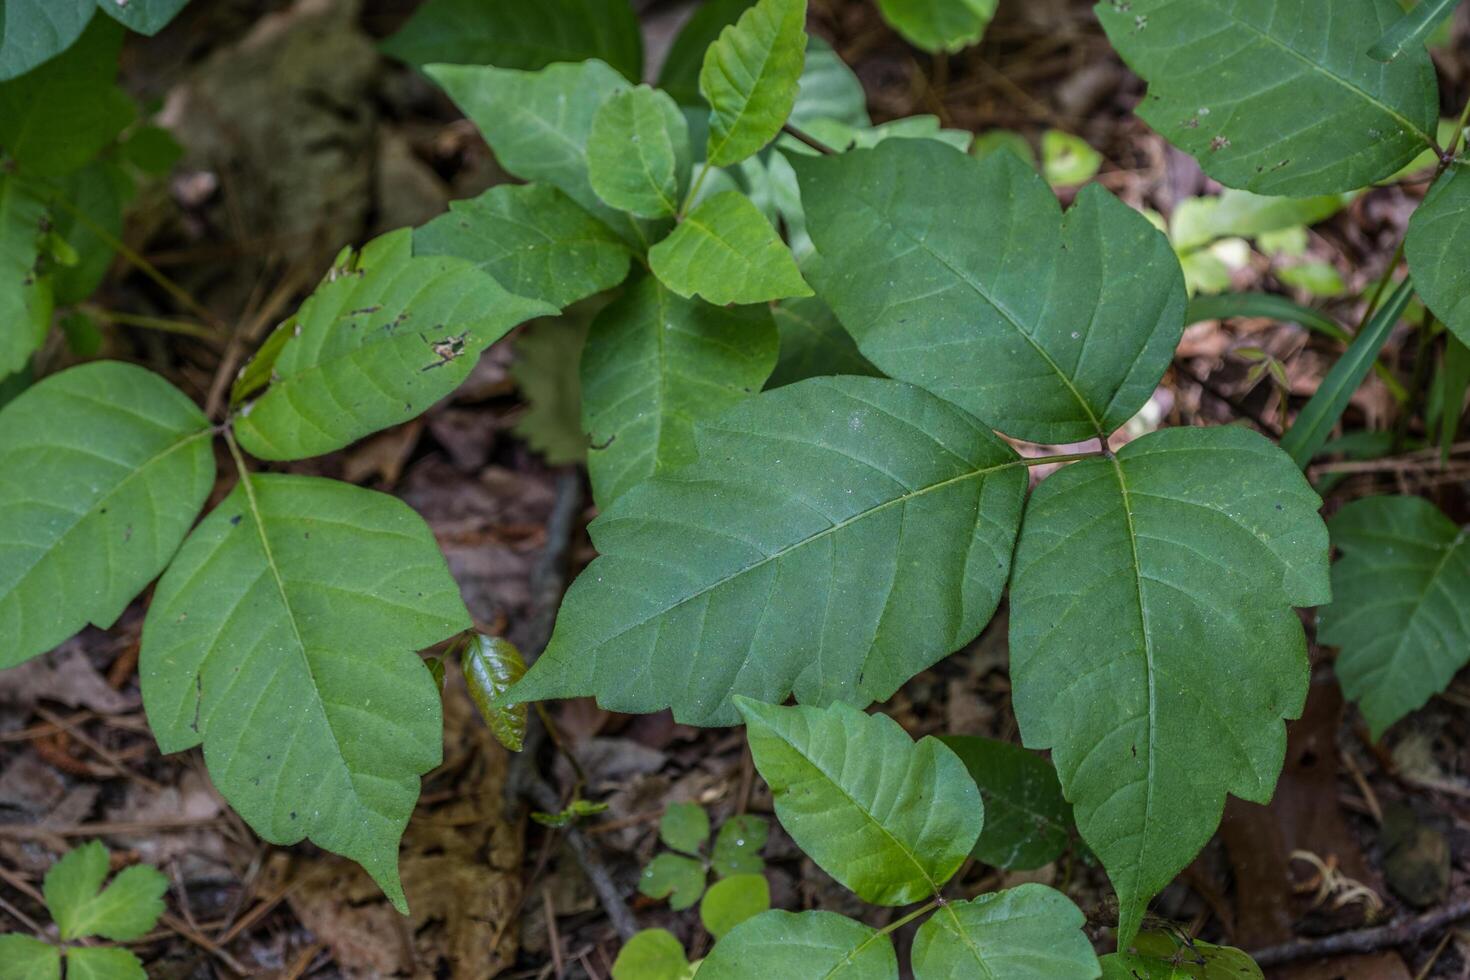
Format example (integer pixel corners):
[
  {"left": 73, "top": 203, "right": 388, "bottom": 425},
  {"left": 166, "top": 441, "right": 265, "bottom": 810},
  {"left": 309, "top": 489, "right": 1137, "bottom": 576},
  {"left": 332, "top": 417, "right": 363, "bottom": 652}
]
[
  {"left": 0, "top": 362, "right": 214, "bottom": 670},
  {"left": 0, "top": 935, "right": 58, "bottom": 980},
  {"left": 791, "top": 37, "right": 870, "bottom": 127},
  {"left": 47, "top": 160, "right": 135, "bottom": 305},
  {"left": 911, "top": 884, "right": 1100, "bottom": 980},
  {"left": 737, "top": 698, "right": 981, "bottom": 904},
  {"left": 1318, "top": 495, "right": 1470, "bottom": 737},
  {"left": 700, "top": 0, "right": 808, "bottom": 167},
  {"left": 140, "top": 474, "right": 470, "bottom": 912},
  {"left": 581, "top": 274, "right": 778, "bottom": 507},
  {"left": 712, "top": 814, "right": 769, "bottom": 877},
  {"left": 1438, "top": 333, "right": 1470, "bottom": 458},
  {"left": 1185, "top": 292, "right": 1348, "bottom": 344},
  {"left": 938, "top": 736, "right": 1074, "bottom": 871},
  {"left": 98, "top": 0, "right": 191, "bottom": 36},
  {"left": 1276, "top": 261, "right": 1346, "bottom": 298},
  {"left": 1279, "top": 278, "right": 1414, "bottom": 467},
  {"left": 532, "top": 798, "right": 609, "bottom": 827},
  {"left": 701, "top": 873, "right": 770, "bottom": 939},
  {"left": 875, "top": 0, "right": 997, "bottom": 53},
  {"left": 513, "top": 376, "right": 1027, "bottom": 725},
  {"left": 1095, "top": 0, "right": 1440, "bottom": 195},
  {"left": 639, "top": 852, "right": 708, "bottom": 910},
  {"left": 43, "top": 842, "right": 166, "bottom": 942},
  {"left": 414, "top": 184, "right": 631, "bottom": 310},
  {"left": 973, "top": 130, "right": 1037, "bottom": 166},
  {"left": 64, "top": 948, "right": 147, "bottom": 980},
  {"left": 0, "top": 17, "right": 133, "bottom": 177},
  {"left": 0, "top": 173, "right": 55, "bottom": 377},
  {"left": 699, "top": 910, "right": 897, "bottom": 979},
  {"left": 650, "top": 191, "right": 811, "bottom": 304},
  {"left": 0, "top": 1, "right": 92, "bottom": 81},
  {"left": 1041, "top": 129, "right": 1102, "bottom": 187},
  {"left": 768, "top": 293, "right": 882, "bottom": 389},
  {"left": 1102, "top": 933, "right": 1263, "bottom": 979},
  {"left": 588, "top": 86, "right": 691, "bottom": 219},
  {"left": 1406, "top": 164, "right": 1470, "bottom": 347},
  {"left": 1369, "top": 0, "right": 1462, "bottom": 61},
  {"left": 462, "top": 633, "right": 528, "bottom": 752},
  {"left": 425, "top": 60, "right": 657, "bottom": 250},
  {"left": 1009, "top": 425, "right": 1329, "bottom": 947},
  {"left": 511, "top": 317, "right": 588, "bottom": 465},
  {"left": 381, "top": 0, "right": 642, "bottom": 81},
  {"left": 660, "top": 802, "right": 711, "bottom": 855},
  {"left": 612, "top": 929, "right": 693, "bottom": 980},
  {"left": 797, "top": 140, "right": 1185, "bottom": 443},
  {"left": 233, "top": 229, "right": 553, "bottom": 461},
  {"left": 1170, "top": 191, "right": 1349, "bottom": 254},
  {"left": 660, "top": 0, "right": 757, "bottom": 106}
]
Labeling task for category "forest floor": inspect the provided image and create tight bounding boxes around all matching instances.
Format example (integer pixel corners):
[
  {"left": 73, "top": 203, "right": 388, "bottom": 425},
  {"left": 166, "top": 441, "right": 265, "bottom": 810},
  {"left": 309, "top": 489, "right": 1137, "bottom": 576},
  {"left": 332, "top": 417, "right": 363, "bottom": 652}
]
[{"left": 2, "top": 0, "right": 1470, "bottom": 977}]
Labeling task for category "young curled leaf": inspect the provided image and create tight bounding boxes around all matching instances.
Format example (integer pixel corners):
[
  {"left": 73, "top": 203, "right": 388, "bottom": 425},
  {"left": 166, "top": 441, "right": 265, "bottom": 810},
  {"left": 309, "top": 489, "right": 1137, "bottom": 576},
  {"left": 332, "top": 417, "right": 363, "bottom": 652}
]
[{"left": 462, "top": 633, "right": 529, "bottom": 752}]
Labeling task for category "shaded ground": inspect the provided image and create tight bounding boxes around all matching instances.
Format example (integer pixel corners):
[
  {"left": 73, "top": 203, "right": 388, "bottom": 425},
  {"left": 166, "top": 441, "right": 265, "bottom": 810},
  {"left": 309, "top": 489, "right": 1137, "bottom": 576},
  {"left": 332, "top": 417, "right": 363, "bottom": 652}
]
[{"left": 3, "top": 0, "right": 1470, "bottom": 976}]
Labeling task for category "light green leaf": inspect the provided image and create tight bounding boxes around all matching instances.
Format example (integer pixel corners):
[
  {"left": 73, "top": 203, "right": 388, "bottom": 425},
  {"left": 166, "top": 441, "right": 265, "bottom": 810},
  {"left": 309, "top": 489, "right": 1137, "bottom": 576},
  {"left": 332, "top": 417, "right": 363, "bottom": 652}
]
[
  {"left": 0, "top": 173, "right": 54, "bottom": 377},
  {"left": 64, "top": 947, "right": 147, "bottom": 980},
  {"left": 612, "top": 929, "right": 693, "bottom": 980},
  {"left": 589, "top": 86, "right": 691, "bottom": 218},
  {"left": 1096, "top": 0, "right": 1440, "bottom": 195},
  {"left": 639, "top": 852, "right": 708, "bottom": 910},
  {"left": 425, "top": 60, "right": 657, "bottom": 249},
  {"left": 712, "top": 814, "right": 769, "bottom": 877},
  {"left": 1170, "top": 190, "right": 1349, "bottom": 254},
  {"left": 661, "top": 802, "right": 711, "bottom": 855},
  {"left": 233, "top": 229, "right": 554, "bottom": 461},
  {"left": 699, "top": 910, "right": 897, "bottom": 979},
  {"left": 381, "top": 0, "right": 642, "bottom": 81},
  {"left": 414, "top": 184, "right": 631, "bottom": 310},
  {"left": 1276, "top": 261, "right": 1346, "bottom": 297},
  {"left": 0, "top": 935, "right": 59, "bottom": 980},
  {"left": 44, "top": 841, "right": 167, "bottom": 942},
  {"left": 938, "top": 736, "right": 1074, "bottom": 871},
  {"left": 876, "top": 0, "right": 997, "bottom": 53},
  {"left": 48, "top": 159, "right": 135, "bottom": 305},
  {"left": 650, "top": 191, "right": 811, "bottom": 304},
  {"left": 1041, "top": 130, "right": 1102, "bottom": 187},
  {"left": 581, "top": 274, "right": 778, "bottom": 508},
  {"left": 513, "top": 376, "right": 1027, "bottom": 725},
  {"left": 973, "top": 130, "right": 1037, "bottom": 166},
  {"left": 532, "top": 798, "right": 609, "bottom": 828},
  {"left": 140, "top": 475, "right": 470, "bottom": 912},
  {"left": 797, "top": 140, "right": 1185, "bottom": 443},
  {"left": 511, "top": 317, "right": 588, "bottom": 465},
  {"left": 1319, "top": 495, "right": 1470, "bottom": 737},
  {"left": 911, "top": 884, "right": 1099, "bottom": 980},
  {"left": 1009, "top": 425, "right": 1329, "bottom": 947},
  {"left": 700, "top": 0, "right": 808, "bottom": 167},
  {"left": 0, "top": 362, "right": 214, "bottom": 670},
  {"left": 0, "top": 18, "right": 134, "bottom": 177},
  {"left": 1102, "top": 933, "right": 1263, "bottom": 979},
  {"left": 660, "top": 0, "right": 757, "bottom": 106},
  {"left": 1406, "top": 164, "right": 1470, "bottom": 346},
  {"left": 737, "top": 698, "right": 981, "bottom": 905},
  {"left": 700, "top": 873, "right": 770, "bottom": 938},
  {"left": 1370, "top": 0, "right": 1462, "bottom": 61},
  {"left": 463, "top": 633, "right": 528, "bottom": 752},
  {"left": 768, "top": 293, "right": 882, "bottom": 389}
]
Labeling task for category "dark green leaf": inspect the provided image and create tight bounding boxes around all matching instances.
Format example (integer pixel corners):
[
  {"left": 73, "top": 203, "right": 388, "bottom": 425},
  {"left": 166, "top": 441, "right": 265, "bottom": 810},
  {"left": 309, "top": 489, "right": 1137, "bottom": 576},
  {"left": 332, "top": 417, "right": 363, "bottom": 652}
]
[
  {"left": 738, "top": 698, "right": 981, "bottom": 904},
  {"left": 381, "top": 0, "right": 642, "bottom": 81},
  {"left": 768, "top": 291, "right": 882, "bottom": 389},
  {"left": 414, "top": 184, "right": 630, "bottom": 311},
  {"left": 797, "top": 140, "right": 1185, "bottom": 443},
  {"left": 0, "top": 0, "right": 93, "bottom": 81},
  {"left": 938, "top": 736, "right": 1074, "bottom": 871},
  {"left": 513, "top": 376, "right": 1027, "bottom": 725},
  {"left": 463, "top": 633, "right": 528, "bottom": 752},
  {"left": 1096, "top": 0, "right": 1440, "bottom": 195},
  {"left": 233, "top": 229, "right": 554, "bottom": 461},
  {"left": 911, "top": 884, "right": 1099, "bottom": 979},
  {"left": 700, "top": 0, "right": 807, "bottom": 167},
  {"left": 0, "top": 173, "right": 54, "bottom": 376},
  {"left": 48, "top": 159, "right": 135, "bottom": 305},
  {"left": 1010, "top": 425, "right": 1329, "bottom": 946},
  {"left": 581, "top": 274, "right": 778, "bottom": 507},
  {"left": 512, "top": 317, "right": 588, "bottom": 466},
  {"left": 141, "top": 474, "right": 470, "bottom": 912},
  {"left": 700, "top": 873, "right": 770, "bottom": 938},
  {"left": 1406, "top": 164, "right": 1470, "bottom": 346},
  {"left": 1102, "top": 933, "right": 1263, "bottom": 979},
  {"left": 0, "top": 362, "right": 214, "bottom": 670},
  {"left": 99, "top": 0, "right": 191, "bottom": 36},
  {"left": 699, "top": 910, "right": 897, "bottom": 979}
]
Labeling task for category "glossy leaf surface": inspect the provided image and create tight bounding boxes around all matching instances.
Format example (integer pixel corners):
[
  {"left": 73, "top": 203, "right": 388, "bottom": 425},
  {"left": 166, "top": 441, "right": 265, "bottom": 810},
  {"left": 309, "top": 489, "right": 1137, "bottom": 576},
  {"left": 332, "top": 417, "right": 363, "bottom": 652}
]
[
  {"left": 463, "top": 633, "right": 528, "bottom": 752},
  {"left": 514, "top": 376, "right": 1028, "bottom": 725},
  {"left": 650, "top": 191, "right": 812, "bottom": 304},
  {"left": 911, "top": 884, "right": 1099, "bottom": 979},
  {"left": 1010, "top": 425, "right": 1329, "bottom": 946}
]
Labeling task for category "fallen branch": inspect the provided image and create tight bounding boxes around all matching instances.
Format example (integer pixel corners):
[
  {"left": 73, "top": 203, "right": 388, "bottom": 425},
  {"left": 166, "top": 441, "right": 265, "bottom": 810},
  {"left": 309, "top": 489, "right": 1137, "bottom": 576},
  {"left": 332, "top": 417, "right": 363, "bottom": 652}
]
[{"left": 1250, "top": 895, "right": 1470, "bottom": 966}]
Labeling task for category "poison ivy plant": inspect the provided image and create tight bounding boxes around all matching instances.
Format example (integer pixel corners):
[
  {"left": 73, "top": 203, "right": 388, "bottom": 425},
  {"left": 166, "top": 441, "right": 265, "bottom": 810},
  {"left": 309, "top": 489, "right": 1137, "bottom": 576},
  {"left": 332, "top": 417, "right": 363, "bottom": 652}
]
[
  {"left": 875, "top": 0, "right": 998, "bottom": 53},
  {"left": 1096, "top": 0, "right": 1440, "bottom": 195},
  {"left": 1369, "top": 0, "right": 1463, "bottom": 62},
  {"left": 1102, "top": 932, "right": 1264, "bottom": 979},
  {"left": 1406, "top": 164, "right": 1470, "bottom": 345},
  {"left": 649, "top": 191, "right": 812, "bottom": 303},
  {"left": 700, "top": 0, "right": 807, "bottom": 167},
  {"left": 0, "top": 0, "right": 190, "bottom": 81},
  {"left": 588, "top": 86, "right": 693, "bottom": 219},
  {"left": 0, "top": 841, "right": 168, "bottom": 980},
  {"left": 0, "top": 173, "right": 56, "bottom": 377},
  {"left": 1319, "top": 495, "right": 1470, "bottom": 737},
  {"left": 939, "top": 735, "right": 1076, "bottom": 871}
]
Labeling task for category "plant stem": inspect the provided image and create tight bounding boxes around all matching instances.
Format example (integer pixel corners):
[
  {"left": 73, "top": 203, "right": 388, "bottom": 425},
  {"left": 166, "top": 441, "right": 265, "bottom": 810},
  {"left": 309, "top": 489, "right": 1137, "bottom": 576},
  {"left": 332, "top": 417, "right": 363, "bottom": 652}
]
[
  {"left": 80, "top": 305, "right": 224, "bottom": 344},
  {"left": 48, "top": 194, "right": 224, "bottom": 328},
  {"left": 781, "top": 122, "right": 839, "bottom": 156},
  {"left": 876, "top": 898, "right": 941, "bottom": 937},
  {"left": 678, "top": 162, "right": 712, "bottom": 220},
  {"left": 223, "top": 427, "right": 252, "bottom": 487},
  {"left": 1021, "top": 449, "right": 1106, "bottom": 467}
]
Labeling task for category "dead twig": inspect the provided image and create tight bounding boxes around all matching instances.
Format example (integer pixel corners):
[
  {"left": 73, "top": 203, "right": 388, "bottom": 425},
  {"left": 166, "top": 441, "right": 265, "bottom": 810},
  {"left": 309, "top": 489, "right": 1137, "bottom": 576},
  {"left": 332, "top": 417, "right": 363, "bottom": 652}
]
[{"left": 1251, "top": 895, "right": 1470, "bottom": 966}]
